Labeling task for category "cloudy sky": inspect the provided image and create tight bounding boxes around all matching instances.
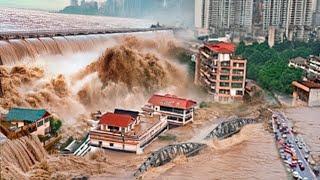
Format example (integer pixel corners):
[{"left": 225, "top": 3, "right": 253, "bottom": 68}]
[{"left": 0, "top": 0, "right": 70, "bottom": 10}]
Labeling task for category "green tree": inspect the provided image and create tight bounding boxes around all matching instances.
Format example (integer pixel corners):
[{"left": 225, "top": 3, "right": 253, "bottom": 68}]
[{"left": 50, "top": 118, "right": 62, "bottom": 134}]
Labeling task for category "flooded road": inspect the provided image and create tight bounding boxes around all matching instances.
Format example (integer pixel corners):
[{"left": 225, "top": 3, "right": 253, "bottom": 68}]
[
  {"left": 143, "top": 124, "right": 288, "bottom": 180},
  {"left": 285, "top": 107, "right": 320, "bottom": 163}
]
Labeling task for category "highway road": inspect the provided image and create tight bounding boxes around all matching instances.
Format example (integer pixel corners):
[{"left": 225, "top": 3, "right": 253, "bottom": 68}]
[{"left": 272, "top": 111, "right": 318, "bottom": 180}]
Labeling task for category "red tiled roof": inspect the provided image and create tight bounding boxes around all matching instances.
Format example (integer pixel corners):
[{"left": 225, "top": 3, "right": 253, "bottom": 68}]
[
  {"left": 99, "top": 112, "right": 133, "bottom": 127},
  {"left": 205, "top": 42, "right": 235, "bottom": 54},
  {"left": 297, "top": 81, "right": 320, "bottom": 89},
  {"left": 148, "top": 94, "right": 197, "bottom": 110}
]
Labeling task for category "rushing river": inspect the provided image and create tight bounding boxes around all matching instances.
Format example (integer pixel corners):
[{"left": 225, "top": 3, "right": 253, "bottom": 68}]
[
  {"left": 142, "top": 124, "right": 288, "bottom": 180},
  {"left": 0, "top": 7, "right": 289, "bottom": 180}
]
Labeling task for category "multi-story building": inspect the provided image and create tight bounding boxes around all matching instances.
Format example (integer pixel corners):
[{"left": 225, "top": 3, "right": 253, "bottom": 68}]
[
  {"left": 90, "top": 109, "right": 168, "bottom": 154},
  {"left": 70, "top": 0, "right": 78, "bottom": 6},
  {"left": 313, "top": 0, "right": 320, "bottom": 26},
  {"left": 289, "top": 56, "right": 320, "bottom": 77},
  {"left": 142, "top": 94, "right": 197, "bottom": 126},
  {"left": 195, "top": 42, "right": 247, "bottom": 102},
  {"left": 195, "top": 0, "right": 253, "bottom": 34},
  {"left": 263, "top": 0, "right": 314, "bottom": 41}
]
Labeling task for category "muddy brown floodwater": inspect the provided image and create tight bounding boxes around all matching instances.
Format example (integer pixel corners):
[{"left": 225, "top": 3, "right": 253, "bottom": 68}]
[
  {"left": 142, "top": 124, "right": 288, "bottom": 180},
  {"left": 285, "top": 107, "right": 320, "bottom": 163}
]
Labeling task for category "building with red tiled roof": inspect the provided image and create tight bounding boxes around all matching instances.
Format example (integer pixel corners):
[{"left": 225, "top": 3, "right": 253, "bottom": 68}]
[
  {"left": 204, "top": 42, "right": 235, "bottom": 54},
  {"left": 195, "top": 42, "right": 247, "bottom": 103},
  {"left": 148, "top": 94, "right": 197, "bottom": 110},
  {"left": 143, "top": 94, "right": 197, "bottom": 126},
  {"left": 90, "top": 109, "right": 168, "bottom": 154},
  {"left": 99, "top": 113, "right": 134, "bottom": 129}
]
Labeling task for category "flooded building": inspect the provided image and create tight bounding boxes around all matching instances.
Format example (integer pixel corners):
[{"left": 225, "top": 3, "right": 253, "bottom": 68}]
[
  {"left": 89, "top": 109, "right": 168, "bottom": 154},
  {"left": 142, "top": 94, "right": 197, "bottom": 126},
  {"left": 292, "top": 80, "right": 320, "bottom": 106},
  {"left": 5, "top": 108, "right": 52, "bottom": 136},
  {"left": 61, "top": 133, "right": 91, "bottom": 156},
  {"left": 195, "top": 42, "right": 247, "bottom": 102}
]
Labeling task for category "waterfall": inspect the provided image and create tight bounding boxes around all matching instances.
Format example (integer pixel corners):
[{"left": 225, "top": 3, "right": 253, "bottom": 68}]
[
  {"left": 0, "top": 135, "right": 47, "bottom": 173},
  {"left": 0, "top": 30, "right": 174, "bottom": 65}
]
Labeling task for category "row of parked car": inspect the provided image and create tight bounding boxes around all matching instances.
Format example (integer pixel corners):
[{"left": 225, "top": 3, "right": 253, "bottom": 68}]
[{"left": 273, "top": 115, "right": 314, "bottom": 180}]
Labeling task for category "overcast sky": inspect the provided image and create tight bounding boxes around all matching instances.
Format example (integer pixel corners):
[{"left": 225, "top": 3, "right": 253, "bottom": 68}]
[{"left": 0, "top": 0, "right": 71, "bottom": 10}]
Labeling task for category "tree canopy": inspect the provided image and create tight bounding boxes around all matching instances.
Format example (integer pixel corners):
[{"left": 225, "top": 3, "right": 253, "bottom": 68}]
[{"left": 235, "top": 40, "right": 320, "bottom": 94}]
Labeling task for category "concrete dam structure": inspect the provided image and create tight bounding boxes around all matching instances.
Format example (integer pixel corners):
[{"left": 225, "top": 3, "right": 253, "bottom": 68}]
[{"left": 0, "top": 27, "right": 175, "bottom": 65}]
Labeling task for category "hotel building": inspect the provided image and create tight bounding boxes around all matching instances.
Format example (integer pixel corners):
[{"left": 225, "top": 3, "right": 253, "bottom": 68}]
[{"left": 195, "top": 42, "right": 247, "bottom": 102}]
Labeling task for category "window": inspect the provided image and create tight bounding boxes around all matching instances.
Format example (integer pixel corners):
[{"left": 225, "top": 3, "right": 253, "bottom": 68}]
[
  {"left": 236, "top": 91, "right": 244, "bottom": 95},
  {"left": 160, "top": 106, "right": 184, "bottom": 114},
  {"left": 220, "top": 82, "right": 230, "bottom": 87},
  {"left": 231, "top": 83, "right": 243, "bottom": 88},
  {"left": 168, "top": 116, "right": 178, "bottom": 120},
  {"left": 110, "top": 143, "right": 114, "bottom": 147},
  {"left": 219, "top": 89, "right": 230, "bottom": 94},
  {"left": 99, "top": 141, "right": 102, "bottom": 147},
  {"left": 220, "top": 75, "right": 229, "bottom": 80},
  {"left": 221, "top": 62, "right": 230, "bottom": 67},
  {"left": 232, "top": 69, "right": 244, "bottom": 75},
  {"left": 232, "top": 76, "right": 243, "bottom": 81},
  {"left": 44, "top": 118, "right": 50, "bottom": 123},
  {"left": 37, "top": 120, "right": 44, "bottom": 127},
  {"left": 221, "top": 68, "right": 230, "bottom": 74}
]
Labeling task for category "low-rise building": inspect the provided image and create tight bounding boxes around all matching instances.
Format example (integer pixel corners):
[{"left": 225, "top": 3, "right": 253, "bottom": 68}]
[
  {"left": 289, "top": 56, "right": 320, "bottom": 77},
  {"left": 89, "top": 109, "right": 168, "bottom": 154},
  {"left": 195, "top": 42, "right": 247, "bottom": 102},
  {"left": 142, "top": 94, "right": 197, "bottom": 126},
  {"left": 5, "top": 108, "right": 52, "bottom": 136},
  {"left": 292, "top": 80, "right": 320, "bottom": 107}
]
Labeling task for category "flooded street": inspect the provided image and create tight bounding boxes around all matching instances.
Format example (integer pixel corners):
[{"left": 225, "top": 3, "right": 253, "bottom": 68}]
[{"left": 285, "top": 107, "right": 320, "bottom": 163}]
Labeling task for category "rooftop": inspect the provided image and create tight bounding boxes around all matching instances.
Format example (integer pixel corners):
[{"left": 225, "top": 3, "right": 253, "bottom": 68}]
[
  {"left": 148, "top": 94, "right": 197, "bottom": 110},
  {"left": 289, "top": 57, "right": 307, "bottom": 65},
  {"left": 99, "top": 112, "right": 134, "bottom": 128},
  {"left": 294, "top": 80, "right": 320, "bottom": 89},
  {"left": 6, "top": 108, "right": 49, "bottom": 123},
  {"left": 114, "top": 109, "right": 139, "bottom": 119},
  {"left": 204, "top": 42, "right": 235, "bottom": 54}
]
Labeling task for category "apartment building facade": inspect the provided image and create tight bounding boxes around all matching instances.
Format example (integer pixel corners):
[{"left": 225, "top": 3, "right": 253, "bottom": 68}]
[
  {"left": 263, "top": 0, "right": 313, "bottom": 41},
  {"left": 195, "top": 42, "right": 247, "bottom": 102},
  {"left": 195, "top": 0, "right": 253, "bottom": 34}
]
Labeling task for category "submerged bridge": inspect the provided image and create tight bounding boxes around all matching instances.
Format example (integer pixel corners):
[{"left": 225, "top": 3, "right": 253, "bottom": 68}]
[
  {"left": 134, "top": 117, "right": 259, "bottom": 177},
  {"left": 205, "top": 118, "right": 258, "bottom": 140},
  {"left": 134, "top": 142, "right": 206, "bottom": 177},
  {"left": 0, "top": 27, "right": 177, "bottom": 40}
]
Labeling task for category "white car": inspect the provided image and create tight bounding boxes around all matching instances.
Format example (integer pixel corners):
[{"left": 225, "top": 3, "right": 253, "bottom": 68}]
[{"left": 292, "top": 171, "right": 300, "bottom": 179}]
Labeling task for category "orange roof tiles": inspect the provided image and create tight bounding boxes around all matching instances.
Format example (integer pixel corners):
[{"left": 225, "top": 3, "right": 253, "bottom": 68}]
[
  {"left": 99, "top": 112, "right": 133, "bottom": 128},
  {"left": 148, "top": 94, "right": 197, "bottom": 110},
  {"left": 205, "top": 42, "right": 235, "bottom": 54}
]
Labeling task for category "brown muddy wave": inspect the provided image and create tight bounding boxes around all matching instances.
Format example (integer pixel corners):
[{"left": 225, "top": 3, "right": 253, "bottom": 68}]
[
  {"left": 0, "top": 31, "right": 176, "bottom": 65},
  {"left": 0, "top": 135, "right": 141, "bottom": 180},
  {"left": 142, "top": 124, "right": 288, "bottom": 180},
  {"left": 0, "top": 35, "right": 191, "bottom": 137}
]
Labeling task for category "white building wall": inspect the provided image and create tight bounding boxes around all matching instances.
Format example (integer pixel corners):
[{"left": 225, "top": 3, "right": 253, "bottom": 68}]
[{"left": 195, "top": 0, "right": 204, "bottom": 28}]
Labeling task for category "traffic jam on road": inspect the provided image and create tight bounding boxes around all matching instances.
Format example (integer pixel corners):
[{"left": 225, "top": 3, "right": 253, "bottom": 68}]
[{"left": 272, "top": 113, "right": 319, "bottom": 180}]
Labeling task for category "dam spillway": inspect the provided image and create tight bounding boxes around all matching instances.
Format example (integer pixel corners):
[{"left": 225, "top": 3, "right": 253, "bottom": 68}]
[{"left": 0, "top": 28, "right": 175, "bottom": 65}]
